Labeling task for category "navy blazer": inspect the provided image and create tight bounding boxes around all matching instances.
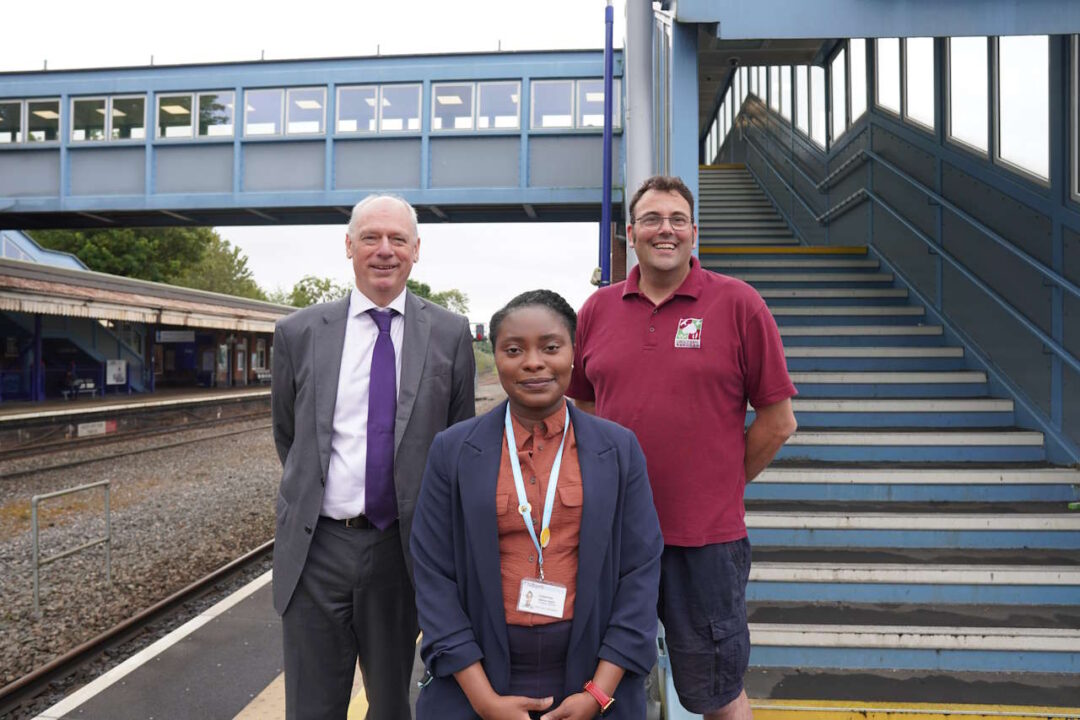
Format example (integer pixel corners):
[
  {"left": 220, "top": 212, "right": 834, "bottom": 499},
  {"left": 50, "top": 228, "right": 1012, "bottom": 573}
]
[{"left": 411, "top": 400, "right": 663, "bottom": 719}]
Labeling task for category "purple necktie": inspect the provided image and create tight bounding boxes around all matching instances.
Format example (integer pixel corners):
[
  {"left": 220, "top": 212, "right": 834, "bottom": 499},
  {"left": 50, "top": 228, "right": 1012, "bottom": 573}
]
[{"left": 365, "top": 309, "right": 398, "bottom": 530}]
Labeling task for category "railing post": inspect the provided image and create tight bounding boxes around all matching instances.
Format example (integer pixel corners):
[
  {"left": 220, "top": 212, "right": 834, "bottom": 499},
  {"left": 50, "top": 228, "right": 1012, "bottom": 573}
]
[{"left": 32, "top": 497, "right": 40, "bottom": 617}]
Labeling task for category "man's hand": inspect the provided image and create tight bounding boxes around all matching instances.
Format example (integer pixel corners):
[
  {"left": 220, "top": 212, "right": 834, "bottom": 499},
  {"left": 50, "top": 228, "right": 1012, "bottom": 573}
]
[
  {"left": 477, "top": 694, "right": 553, "bottom": 719},
  {"left": 744, "top": 397, "right": 797, "bottom": 482},
  {"left": 540, "top": 691, "right": 600, "bottom": 719}
]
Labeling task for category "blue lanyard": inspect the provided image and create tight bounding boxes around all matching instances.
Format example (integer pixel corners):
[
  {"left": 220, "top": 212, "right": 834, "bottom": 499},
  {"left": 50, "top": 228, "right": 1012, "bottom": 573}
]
[{"left": 504, "top": 403, "right": 570, "bottom": 581}]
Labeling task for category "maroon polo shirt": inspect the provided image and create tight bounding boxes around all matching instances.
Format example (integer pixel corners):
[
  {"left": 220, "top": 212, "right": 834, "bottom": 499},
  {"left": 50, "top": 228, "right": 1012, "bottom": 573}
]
[{"left": 567, "top": 257, "right": 796, "bottom": 546}]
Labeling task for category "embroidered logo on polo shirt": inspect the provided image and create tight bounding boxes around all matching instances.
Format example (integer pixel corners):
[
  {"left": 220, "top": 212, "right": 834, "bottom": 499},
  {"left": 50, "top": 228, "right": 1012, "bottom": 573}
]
[{"left": 674, "top": 318, "right": 703, "bottom": 348}]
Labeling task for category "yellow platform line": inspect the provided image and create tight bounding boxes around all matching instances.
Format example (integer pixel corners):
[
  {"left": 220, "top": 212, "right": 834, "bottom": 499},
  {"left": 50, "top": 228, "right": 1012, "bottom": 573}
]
[
  {"left": 749, "top": 699, "right": 1080, "bottom": 720},
  {"left": 701, "top": 162, "right": 747, "bottom": 169},
  {"left": 699, "top": 246, "right": 868, "bottom": 255}
]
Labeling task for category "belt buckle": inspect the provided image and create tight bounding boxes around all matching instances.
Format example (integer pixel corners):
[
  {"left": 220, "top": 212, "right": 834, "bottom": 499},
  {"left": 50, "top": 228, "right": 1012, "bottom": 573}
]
[{"left": 344, "top": 515, "right": 365, "bottom": 529}]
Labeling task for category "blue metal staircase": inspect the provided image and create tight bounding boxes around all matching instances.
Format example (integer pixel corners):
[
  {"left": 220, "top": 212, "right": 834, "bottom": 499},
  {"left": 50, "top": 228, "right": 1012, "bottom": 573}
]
[{"left": 669, "top": 166, "right": 1080, "bottom": 715}]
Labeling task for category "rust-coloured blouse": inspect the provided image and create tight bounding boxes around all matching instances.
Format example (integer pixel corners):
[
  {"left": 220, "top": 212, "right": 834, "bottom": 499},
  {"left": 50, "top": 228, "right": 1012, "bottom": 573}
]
[{"left": 496, "top": 400, "right": 583, "bottom": 626}]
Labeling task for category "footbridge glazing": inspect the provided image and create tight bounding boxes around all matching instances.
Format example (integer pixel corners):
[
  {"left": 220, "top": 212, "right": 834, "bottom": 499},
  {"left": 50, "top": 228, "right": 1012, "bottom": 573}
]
[{"left": 0, "top": 50, "right": 623, "bottom": 228}]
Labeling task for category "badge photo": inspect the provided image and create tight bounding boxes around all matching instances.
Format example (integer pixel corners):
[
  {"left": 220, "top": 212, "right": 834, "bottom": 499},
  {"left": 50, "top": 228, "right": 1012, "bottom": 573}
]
[{"left": 674, "top": 318, "right": 703, "bottom": 348}]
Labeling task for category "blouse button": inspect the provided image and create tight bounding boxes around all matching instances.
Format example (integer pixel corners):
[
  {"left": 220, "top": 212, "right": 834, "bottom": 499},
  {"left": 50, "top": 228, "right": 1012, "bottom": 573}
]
[
  {"left": 530, "top": 476, "right": 536, "bottom": 484},
  {"left": 529, "top": 555, "right": 535, "bottom": 563},
  {"left": 649, "top": 326, "right": 655, "bottom": 333}
]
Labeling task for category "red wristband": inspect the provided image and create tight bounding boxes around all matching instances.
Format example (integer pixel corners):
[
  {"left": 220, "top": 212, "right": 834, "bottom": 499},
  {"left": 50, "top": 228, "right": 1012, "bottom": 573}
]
[{"left": 583, "top": 680, "right": 615, "bottom": 715}]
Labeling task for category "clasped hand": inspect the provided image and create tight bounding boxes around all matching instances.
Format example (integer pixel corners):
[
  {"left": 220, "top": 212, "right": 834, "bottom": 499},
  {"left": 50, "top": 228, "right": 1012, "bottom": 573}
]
[{"left": 478, "top": 691, "right": 598, "bottom": 720}]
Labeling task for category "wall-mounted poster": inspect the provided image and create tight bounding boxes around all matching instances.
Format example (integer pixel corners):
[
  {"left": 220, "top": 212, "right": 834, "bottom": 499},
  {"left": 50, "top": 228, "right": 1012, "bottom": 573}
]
[{"left": 106, "top": 359, "right": 127, "bottom": 385}]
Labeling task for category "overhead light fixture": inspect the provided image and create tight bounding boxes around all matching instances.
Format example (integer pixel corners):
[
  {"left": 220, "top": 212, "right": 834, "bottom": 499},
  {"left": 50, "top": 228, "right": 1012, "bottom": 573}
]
[
  {"left": 95, "top": 107, "right": 108, "bottom": 115},
  {"left": 111, "top": 108, "right": 127, "bottom": 117},
  {"left": 160, "top": 104, "right": 190, "bottom": 115},
  {"left": 586, "top": 92, "right": 604, "bottom": 102},
  {"left": 365, "top": 97, "right": 376, "bottom": 107},
  {"left": 510, "top": 94, "right": 519, "bottom": 103},
  {"left": 436, "top": 95, "right": 463, "bottom": 105},
  {"left": 382, "top": 97, "right": 391, "bottom": 107},
  {"left": 32, "top": 109, "right": 60, "bottom": 120},
  {"left": 294, "top": 99, "right": 322, "bottom": 110}
]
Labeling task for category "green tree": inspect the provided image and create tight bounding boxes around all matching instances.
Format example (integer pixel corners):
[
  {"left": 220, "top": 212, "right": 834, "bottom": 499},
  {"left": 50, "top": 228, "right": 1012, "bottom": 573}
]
[
  {"left": 30, "top": 227, "right": 207, "bottom": 282},
  {"left": 172, "top": 235, "right": 267, "bottom": 301},
  {"left": 406, "top": 279, "right": 470, "bottom": 315},
  {"left": 284, "top": 275, "right": 352, "bottom": 308}
]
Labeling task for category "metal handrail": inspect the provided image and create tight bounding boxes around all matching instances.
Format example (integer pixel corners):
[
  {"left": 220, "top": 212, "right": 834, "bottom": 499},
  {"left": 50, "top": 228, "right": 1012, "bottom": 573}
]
[{"left": 740, "top": 122, "right": 1080, "bottom": 377}]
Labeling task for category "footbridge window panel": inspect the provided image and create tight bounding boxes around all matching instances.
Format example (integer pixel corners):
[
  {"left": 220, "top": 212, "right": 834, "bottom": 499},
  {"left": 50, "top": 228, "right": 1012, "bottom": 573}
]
[
  {"left": 111, "top": 96, "right": 146, "bottom": 140},
  {"left": 433, "top": 83, "right": 475, "bottom": 131},
  {"left": 749, "top": 66, "right": 757, "bottom": 96},
  {"left": 159, "top": 94, "right": 195, "bottom": 139},
  {"left": 532, "top": 80, "right": 573, "bottom": 129},
  {"left": 0, "top": 101, "right": 20, "bottom": 143},
  {"left": 379, "top": 84, "right": 421, "bottom": 132},
  {"left": 758, "top": 67, "right": 766, "bottom": 99},
  {"left": 336, "top": 86, "right": 377, "bottom": 134},
  {"left": 739, "top": 67, "right": 748, "bottom": 104},
  {"left": 72, "top": 98, "right": 106, "bottom": 142},
  {"left": 26, "top": 100, "right": 59, "bottom": 142},
  {"left": 1074, "top": 36, "right": 1080, "bottom": 203},
  {"left": 810, "top": 66, "right": 826, "bottom": 149},
  {"left": 904, "top": 37, "right": 936, "bottom": 131},
  {"left": 197, "top": 92, "right": 235, "bottom": 138},
  {"left": 850, "top": 39, "right": 867, "bottom": 121},
  {"left": 947, "top": 37, "right": 989, "bottom": 154},
  {"left": 286, "top": 87, "right": 326, "bottom": 135},
  {"left": 769, "top": 66, "right": 780, "bottom": 112},
  {"left": 830, "top": 48, "right": 846, "bottom": 144},
  {"left": 876, "top": 38, "right": 901, "bottom": 115},
  {"left": 795, "top": 66, "right": 809, "bottom": 135},
  {"left": 779, "top": 66, "right": 792, "bottom": 121},
  {"left": 244, "top": 89, "right": 284, "bottom": 137},
  {"left": 996, "top": 35, "right": 1049, "bottom": 182},
  {"left": 576, "top": 78, "right": 621, "bottom": 129},
  {"left": 478, "top": 81, "right": 520, "bottom": 130}
]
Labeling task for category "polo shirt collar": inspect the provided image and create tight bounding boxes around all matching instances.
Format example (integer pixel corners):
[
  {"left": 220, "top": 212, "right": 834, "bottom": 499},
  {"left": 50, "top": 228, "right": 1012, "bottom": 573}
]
[
  {"left": 623, "top": 256, "right": 705, "bottom": 302},
  {"left": 348, "top": 286, "right": 407, "bottom": 318}
]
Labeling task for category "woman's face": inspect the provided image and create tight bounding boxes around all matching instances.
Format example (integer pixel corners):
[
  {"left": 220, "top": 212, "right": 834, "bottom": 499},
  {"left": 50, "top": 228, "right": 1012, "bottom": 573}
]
[{"left": 494, "top": 305, "right": 574, "bottom": 422}]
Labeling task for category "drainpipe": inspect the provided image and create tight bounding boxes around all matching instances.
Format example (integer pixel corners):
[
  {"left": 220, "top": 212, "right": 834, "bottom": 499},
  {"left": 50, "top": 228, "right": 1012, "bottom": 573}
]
[
  {"left": 599, "top": 0, "right": 615, "bottom": 286},
  {"left": 624, "top": 0, "right": 655, "bottom": 274},
  {"left": 33, "top": 314, "right": 42, "bottom": 402}
]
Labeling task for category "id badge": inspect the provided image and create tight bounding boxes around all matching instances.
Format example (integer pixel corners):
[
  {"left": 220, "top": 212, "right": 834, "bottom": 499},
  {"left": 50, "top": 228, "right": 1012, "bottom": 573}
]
[{"left": 517, "top": 578, "right": 567, "bottom": 619}]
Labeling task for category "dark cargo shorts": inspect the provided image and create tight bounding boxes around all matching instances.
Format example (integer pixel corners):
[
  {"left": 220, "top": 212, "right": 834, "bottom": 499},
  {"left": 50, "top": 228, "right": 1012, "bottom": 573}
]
[{"left": 657, "top": 538, "right": 751, "bottom": 714}]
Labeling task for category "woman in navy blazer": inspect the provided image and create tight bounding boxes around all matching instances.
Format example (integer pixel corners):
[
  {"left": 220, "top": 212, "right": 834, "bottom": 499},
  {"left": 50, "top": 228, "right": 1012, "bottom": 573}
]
[{"left": 411, "top": 290, "right": 663, "bottom": 720}]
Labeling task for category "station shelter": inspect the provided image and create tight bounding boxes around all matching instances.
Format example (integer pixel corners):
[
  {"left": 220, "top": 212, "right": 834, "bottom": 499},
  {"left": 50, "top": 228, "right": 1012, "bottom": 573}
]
[{"left": 0, "top": 230, "right": 289, "bottom": 402}]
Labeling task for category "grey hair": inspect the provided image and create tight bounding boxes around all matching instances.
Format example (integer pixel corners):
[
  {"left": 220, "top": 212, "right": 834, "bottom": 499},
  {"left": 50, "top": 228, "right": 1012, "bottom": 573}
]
[{"left": 346, "top": 194, "right": 419, "bottom": 239}]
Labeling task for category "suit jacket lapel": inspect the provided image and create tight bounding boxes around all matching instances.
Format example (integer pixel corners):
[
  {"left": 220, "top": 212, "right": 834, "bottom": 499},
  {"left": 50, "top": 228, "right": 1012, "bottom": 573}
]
[
  {"left": 568, "top": 404, "right": 617, "bottom": 655},
  {"left": 396, "top": 291, "right": 430, "bottom": 454},
  {"left": 315, "top": 296, "right": 350, "bottom": 476},
  {"left": 460, "top": 402, "right": 511, "bottom": 661}
]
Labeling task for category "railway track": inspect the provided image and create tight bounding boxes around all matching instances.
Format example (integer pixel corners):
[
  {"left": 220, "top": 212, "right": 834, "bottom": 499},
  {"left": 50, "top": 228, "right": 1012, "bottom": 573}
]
[
  {"left": 0, "top": 540, "right": 274, "bottom": 719},
  {"left": 0, "top": 410, "right": 271, "bottom": 464},
  {"left": 0, "top": 421, "right": 273, "bottom": 481}
]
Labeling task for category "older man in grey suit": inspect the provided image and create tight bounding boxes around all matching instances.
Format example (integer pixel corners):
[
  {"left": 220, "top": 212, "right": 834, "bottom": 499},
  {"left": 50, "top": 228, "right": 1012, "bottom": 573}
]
[{"left": 271, "top": 194, "right": 476, "bottom": 720}]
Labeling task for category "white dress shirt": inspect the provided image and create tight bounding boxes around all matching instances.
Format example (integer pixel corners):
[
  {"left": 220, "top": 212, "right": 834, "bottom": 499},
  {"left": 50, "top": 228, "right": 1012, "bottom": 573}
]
[{"left": 322, "top": 287, "right": 406, "bottom": 519}]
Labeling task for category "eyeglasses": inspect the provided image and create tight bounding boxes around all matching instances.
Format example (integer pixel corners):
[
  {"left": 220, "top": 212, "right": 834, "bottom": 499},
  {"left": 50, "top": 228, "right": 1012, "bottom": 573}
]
[{"left": 633, "top": 213, "right": 692, "bottom": 231}]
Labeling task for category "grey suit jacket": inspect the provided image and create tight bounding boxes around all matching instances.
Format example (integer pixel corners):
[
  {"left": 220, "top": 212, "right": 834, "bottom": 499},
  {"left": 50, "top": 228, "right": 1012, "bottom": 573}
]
[{"left": 270, "top": 290, "right": 476, "bottom": 614}]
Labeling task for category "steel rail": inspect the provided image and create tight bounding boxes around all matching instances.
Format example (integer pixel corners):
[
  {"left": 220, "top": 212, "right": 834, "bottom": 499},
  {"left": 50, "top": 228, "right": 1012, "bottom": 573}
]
[{"left": 0, "top": 540, "right": 274, "bottom": 717}]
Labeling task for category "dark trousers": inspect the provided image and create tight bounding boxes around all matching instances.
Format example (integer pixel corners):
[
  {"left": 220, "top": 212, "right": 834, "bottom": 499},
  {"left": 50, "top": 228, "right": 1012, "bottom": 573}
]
[
  {"left": 283, "top": 517, "right": 418, "bottom": 720},
  {"left": 507, "top": 621, "right": 572, "bottom": 720}
]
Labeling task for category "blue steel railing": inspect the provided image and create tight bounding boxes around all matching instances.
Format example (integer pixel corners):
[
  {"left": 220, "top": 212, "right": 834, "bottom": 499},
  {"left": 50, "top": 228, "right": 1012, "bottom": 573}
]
[
  {"left": 737, "top": 115, "right": 1080, "bottom": 462},
  {"left": 741, "top": 123, "right": 1080, "bottom": 378}
]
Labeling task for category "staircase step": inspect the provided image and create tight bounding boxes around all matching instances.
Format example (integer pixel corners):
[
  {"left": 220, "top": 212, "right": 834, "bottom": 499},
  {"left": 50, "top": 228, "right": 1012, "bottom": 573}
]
[
  {"left": 753, "top": 398, "right": 1014, "bottom": 428},
  {"left": 789, "top": 371, "right": 986, "bottom": 399},
  {"left": 700, "top": 236, "right": 802, "bottom": 246},
  {"left": 780, "top": 326, "right": 945, "bottom": 347},
  {"left": 748, "top": 564, "right": 1080, "bottom": 606},
  {"left": 771, "top": 307, "right": 925, "bottom": 326},
  {"left": 730, "top": 272, "right": 894, "bottom": 283},
  {"left": 698, "top": 246, "right": 867, "bottom": 255},
  {"left": 778, "top": 430, "right": 1044, "bottom": 461},
  {"left": 746, "top": 511, "right": 1077, "bottom": 548},
  {"left": 749, "top": 467, "right": 1080, "bottom": 503},
  {"left": 746, "top": 622, "right": 1080, "bottom": 673},
  {"left": 708, "top": 259, "right": 879, "bottom": 269}
]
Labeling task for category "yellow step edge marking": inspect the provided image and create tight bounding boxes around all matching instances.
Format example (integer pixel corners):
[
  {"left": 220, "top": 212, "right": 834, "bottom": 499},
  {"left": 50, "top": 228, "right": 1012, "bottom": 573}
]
[
  {"left": 700, "top": 162, "right": 747, "bottom": 169},
  {"left": 749, "top": 698, "right": 1080, "bottom": 720},
  {"left": 699, "top": 246, "right": 868, "bottom": 255}
]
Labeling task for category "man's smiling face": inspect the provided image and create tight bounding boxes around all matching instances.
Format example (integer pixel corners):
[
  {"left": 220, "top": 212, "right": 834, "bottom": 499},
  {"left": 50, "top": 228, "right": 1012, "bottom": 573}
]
[{"left": 628, "top": 189, "right": 697, "bottom": 276}]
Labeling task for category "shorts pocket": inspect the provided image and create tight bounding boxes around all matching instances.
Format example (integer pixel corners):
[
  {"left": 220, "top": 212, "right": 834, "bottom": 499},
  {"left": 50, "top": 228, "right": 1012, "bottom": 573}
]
[{"left": 710, "top": 616, "right": 745, "bottom": 697}]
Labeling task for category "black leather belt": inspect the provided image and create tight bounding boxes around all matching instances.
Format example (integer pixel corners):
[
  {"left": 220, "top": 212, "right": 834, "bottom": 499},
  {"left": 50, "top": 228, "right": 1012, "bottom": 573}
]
[{"left": 321, "top": 514, "right": 374, "bottom": 529}]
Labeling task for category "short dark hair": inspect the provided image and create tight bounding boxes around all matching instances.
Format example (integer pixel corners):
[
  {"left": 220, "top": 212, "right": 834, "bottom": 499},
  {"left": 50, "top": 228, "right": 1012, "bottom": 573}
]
[
  {"left": 489, "top": 289, "right": 577, "bottom": 346},
  {"left": 628, "top": 175, "right": 695, "bottom": 222}
]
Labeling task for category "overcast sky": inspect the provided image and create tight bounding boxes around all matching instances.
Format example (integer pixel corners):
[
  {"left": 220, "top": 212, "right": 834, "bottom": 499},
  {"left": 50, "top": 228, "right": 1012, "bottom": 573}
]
[{"left": 2, "top": 0, "right": 627, "bottom": 324}]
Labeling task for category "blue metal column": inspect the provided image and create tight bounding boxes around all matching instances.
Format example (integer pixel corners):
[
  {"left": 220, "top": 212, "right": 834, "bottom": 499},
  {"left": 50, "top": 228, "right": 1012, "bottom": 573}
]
[
  {"left": 33, "top": 314, "right": 43, "bottom": 402},
  {"left": 1048, "top": 35, "right": 1067, "bottom": 435},
  {"left": 519, "top": 75, "right": 531, "bottom": 191},
  {"left": 599, "top": 0, "right": 615, "bottom": 286},
  {"left": 669, "top": 19, "right": 699, "bottom": 243}
]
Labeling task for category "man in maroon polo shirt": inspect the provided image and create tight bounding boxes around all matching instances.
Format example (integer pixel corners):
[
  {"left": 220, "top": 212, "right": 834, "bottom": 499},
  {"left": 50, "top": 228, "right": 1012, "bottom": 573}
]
[{"left": 567, "top": 175, "right": 797, "bottom": 720}]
